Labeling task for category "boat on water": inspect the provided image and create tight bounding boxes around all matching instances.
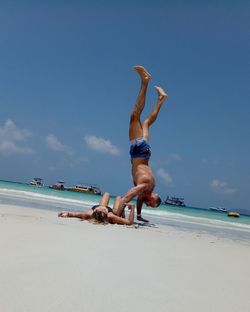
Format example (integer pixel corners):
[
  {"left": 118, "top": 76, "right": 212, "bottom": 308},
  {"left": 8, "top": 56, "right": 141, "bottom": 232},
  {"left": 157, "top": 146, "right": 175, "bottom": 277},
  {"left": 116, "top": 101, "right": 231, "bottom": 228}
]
[
  {"left": 227, "top": 211, "right": 240, "bottom": 218},
  {"left": 49, "top": 181, "right": 65, "bottom": 190},
  {"left": 163, "top": 196, "right": 186, "bottom": 207},
  {"left": 67, "top": 184, "right": 102, "bottom": 195},
  {"left": 209, "top": 206, "right": 227, "bottom": 213},
  {"left": 30, "top": 178, "right": 44, "bottom": 186}
]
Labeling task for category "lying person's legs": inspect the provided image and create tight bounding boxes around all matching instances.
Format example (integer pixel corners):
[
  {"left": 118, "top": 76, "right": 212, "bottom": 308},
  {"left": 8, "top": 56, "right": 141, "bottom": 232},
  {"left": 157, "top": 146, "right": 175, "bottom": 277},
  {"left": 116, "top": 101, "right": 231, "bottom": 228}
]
[
  {"left": 99, "top": 192, "right": 110, "bottom": 206},
  {"left": 112, "top": 195, "right": 125, "bottom": 217}
]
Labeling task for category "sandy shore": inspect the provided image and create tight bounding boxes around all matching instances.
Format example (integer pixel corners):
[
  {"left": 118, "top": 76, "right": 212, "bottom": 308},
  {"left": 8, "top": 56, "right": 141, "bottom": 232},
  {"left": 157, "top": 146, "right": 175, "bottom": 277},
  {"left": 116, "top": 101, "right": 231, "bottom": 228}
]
[{"left": 0, "top": 204, "right": 249, "bottom": 312}]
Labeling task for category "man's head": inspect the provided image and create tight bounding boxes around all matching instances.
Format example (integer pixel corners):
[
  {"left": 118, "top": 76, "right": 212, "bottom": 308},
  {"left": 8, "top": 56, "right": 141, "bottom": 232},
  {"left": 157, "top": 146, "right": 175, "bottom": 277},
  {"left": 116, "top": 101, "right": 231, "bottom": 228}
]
[{"left": 144, "top": 193, "right": 161, "bottom": 208}]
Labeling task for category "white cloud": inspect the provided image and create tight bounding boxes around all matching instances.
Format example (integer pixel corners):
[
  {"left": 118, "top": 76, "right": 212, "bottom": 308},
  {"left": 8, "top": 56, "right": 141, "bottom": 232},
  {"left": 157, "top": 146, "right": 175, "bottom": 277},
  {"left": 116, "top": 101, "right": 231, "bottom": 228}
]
[
  {"left": 210, "top": 179, "right": 237, "bottom": 195},
  {"left": 45, "top": 134, "right": 75, "bottom": 157},
  {"left": 157, "top": 168, "right": 173, "bottom": 186},
  {"left": 0, "top": 119, "right": 32, "bottom": 141},
  {"left": 45, "top": 134, "right": 67, "bottom": 152},
  {"left": 0, "top": 141, "right": 33, "bottom": 155},
  {"left": 84, "top": 135, "right": 120, "bottom": 156},
  {"left": 0, "top": 119, "right": 33, "bottom": 155}
]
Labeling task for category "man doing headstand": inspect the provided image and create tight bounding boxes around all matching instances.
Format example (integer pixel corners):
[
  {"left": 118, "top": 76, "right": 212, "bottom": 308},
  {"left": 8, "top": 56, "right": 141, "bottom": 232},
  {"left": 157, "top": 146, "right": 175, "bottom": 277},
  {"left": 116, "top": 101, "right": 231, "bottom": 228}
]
[{"left": 117, "top": 65, "right": 168, "bottom": 222}]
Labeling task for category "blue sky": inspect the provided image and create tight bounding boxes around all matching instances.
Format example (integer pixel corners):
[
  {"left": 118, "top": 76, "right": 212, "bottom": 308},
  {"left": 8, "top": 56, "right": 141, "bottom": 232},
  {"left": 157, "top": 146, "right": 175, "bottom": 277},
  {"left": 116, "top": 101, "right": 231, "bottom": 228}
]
[{"left": 0, "top": 1, "right": 249, "bottom": 212}]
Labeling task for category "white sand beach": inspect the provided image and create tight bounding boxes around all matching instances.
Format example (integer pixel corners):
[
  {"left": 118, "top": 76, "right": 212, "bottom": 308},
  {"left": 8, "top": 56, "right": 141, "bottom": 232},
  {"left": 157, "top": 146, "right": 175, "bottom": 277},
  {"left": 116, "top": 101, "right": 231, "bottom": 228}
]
[{"left": 0, "top": 204, "right": 249, "bottom": 312}]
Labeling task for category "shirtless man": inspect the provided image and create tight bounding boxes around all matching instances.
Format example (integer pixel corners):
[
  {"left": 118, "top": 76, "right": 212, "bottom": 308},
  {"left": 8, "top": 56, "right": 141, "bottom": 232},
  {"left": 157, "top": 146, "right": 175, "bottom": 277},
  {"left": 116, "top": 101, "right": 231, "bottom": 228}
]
[{"left": 117, "top": 65, "right": 168, "bottom": 222}]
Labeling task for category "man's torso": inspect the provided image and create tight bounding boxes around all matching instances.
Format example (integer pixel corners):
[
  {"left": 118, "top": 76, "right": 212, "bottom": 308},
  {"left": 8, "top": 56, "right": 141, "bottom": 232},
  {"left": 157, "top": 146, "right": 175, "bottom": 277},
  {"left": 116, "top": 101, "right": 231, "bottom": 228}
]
[{"left": 132, "top": 159, "right": 155, "bottom": 192}]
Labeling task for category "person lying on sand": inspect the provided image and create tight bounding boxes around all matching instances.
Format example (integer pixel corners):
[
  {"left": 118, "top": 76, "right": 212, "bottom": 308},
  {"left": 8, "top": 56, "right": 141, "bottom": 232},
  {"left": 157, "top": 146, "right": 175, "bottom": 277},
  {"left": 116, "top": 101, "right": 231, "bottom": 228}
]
[
  {"left": 58, "top": 192, "right": 134, "bottom": 225},
  {"left": 117, "top": 65, "right": 168, "bottom": 222}
]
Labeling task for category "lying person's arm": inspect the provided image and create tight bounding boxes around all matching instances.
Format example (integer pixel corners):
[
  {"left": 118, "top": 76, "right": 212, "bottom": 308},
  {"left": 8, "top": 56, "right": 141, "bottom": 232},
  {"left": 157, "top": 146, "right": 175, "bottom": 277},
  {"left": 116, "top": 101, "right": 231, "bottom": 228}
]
[{"left": 58, "top": 210, "right": 92, "bottom": 220}]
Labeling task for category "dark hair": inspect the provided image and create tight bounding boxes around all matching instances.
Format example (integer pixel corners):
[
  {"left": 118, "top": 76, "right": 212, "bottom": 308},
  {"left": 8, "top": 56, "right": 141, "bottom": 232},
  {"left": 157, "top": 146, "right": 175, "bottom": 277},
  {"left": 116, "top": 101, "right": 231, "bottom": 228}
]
[{"left": 92, "top": 210, "right": 108, "bottom": 223}]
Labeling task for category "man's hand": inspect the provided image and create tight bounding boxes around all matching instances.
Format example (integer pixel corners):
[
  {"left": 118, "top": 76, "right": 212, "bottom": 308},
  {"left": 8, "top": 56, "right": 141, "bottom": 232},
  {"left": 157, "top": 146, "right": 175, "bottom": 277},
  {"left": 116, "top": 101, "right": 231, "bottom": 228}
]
[
  {"left": 126, "top": 203, "right": 135, "bottom": 210},
  {"left": 137, "top": 215, "right": 149, "bottom": 223}
]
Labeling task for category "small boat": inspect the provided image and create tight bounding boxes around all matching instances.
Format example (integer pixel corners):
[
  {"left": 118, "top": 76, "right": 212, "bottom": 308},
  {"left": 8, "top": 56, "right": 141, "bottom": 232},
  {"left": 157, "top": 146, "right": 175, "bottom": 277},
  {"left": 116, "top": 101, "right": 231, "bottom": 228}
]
[
  {"left": 30, "top": 178, "right": 44, "bottom": 186},
  {"left": 209, "top": 206, "right": 227, "bottom": 213},
  {"left": 49, "top": 181, "right": 65, "bottom": 190},
  {"left": 67, "top": 184, "right": 102, "bottom": 195},
  {"left": 227, "top": 211, "right": 240, "bottom": 218},
  {"left": 163, "top": 196, "right": 186, "bottom": 207}
]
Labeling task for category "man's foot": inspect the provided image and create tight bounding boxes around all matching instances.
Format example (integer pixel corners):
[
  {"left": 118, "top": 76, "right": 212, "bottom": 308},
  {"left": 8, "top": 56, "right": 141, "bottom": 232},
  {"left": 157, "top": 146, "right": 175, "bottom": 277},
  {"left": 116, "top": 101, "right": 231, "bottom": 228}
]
[
  {"left": 155, "top": 86, "right": 168, "bottom": 101},
  {"left": 58, "top": 211, "right": 70, "bottom": 218},
  {"left": 133, "top": 65, "right": 151, "bottom": 82},
  {"left": 137, "top": 215, "right": 149, "bottom": 222}
]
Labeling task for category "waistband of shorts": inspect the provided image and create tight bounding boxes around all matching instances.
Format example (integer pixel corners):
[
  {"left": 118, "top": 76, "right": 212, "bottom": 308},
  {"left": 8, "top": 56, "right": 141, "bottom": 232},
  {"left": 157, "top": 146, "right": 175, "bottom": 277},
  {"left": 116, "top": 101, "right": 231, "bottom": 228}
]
[{"left": 130, "top": 137, "right": 148, "bottom": 145}]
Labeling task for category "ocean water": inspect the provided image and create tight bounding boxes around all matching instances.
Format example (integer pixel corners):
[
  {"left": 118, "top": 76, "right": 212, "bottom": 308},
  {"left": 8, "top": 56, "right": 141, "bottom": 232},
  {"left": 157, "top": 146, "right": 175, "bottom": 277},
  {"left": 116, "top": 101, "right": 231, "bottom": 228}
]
[{"left": 0, "top": 179, "right": 250, "bottom": 243}]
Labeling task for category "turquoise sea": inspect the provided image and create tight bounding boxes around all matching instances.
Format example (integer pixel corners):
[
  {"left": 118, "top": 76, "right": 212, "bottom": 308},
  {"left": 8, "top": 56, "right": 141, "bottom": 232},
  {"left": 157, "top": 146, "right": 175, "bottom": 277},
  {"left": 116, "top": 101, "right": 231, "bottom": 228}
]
[{"left": 0, "top": 179, "right": 250, "bottom": 243}]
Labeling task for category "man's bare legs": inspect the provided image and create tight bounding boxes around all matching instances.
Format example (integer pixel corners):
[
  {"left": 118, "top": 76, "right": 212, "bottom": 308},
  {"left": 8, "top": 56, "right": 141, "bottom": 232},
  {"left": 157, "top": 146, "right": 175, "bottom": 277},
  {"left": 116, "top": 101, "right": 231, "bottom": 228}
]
[
  {"left": 142, "top": 86, "right": 168, "bottom": 140},
  {"left": 129, "top": 66, "right": 151, "bottom": 141}
]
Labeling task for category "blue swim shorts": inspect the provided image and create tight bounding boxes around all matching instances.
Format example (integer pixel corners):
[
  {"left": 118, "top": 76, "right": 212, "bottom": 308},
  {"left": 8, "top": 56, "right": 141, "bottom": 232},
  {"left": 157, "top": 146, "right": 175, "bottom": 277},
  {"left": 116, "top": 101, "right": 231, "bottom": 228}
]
[{"left": 129, "top": 138, "right": 151, "bottom": 159}]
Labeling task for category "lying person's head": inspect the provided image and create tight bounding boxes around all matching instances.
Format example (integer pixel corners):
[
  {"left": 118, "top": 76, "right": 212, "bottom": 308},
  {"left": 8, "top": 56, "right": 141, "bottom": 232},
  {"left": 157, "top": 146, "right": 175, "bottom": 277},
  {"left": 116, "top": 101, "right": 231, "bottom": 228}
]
[
  {"left": 144, "top": 193, "right": 161, "bottom": 208},
  {"left": 92, "top": 206, "right": 109, "bottom": 223}
]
